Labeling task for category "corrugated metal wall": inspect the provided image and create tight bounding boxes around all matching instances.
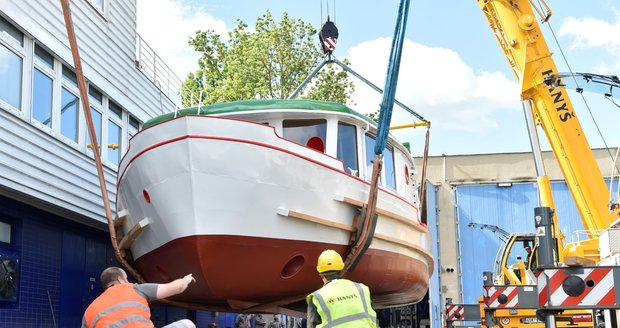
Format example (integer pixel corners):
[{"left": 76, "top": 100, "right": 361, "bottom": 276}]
[
  {"left": 426, "top": 180, "right": 441, "bottom": 327},
  {"left": 455, "top": 181, "right": 586, "bottom": 304}
]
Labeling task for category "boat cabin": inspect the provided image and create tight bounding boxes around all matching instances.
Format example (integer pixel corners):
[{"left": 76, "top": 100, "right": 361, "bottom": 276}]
[{"left": 145, "top": 99, "right": 419, "bottom": 204}]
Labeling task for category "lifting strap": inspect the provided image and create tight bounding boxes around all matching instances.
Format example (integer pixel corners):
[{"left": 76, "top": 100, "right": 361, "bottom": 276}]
[{"left": 342, "top": 0, "right": 411, "bottom": 273}]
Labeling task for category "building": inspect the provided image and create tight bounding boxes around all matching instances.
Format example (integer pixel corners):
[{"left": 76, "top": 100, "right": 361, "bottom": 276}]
[
  {"left": 0, "top": 0, "right": 191, "bottom": 325},
  {"left": 421, "top": 148, "right": 617, "bottom": 327}
]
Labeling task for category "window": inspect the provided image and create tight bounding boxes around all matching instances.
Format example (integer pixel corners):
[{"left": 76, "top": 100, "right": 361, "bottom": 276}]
[
  {"left": 88, "top": 0, "right": 105, "bottom": 12},
  {"left": 365, "top": 134, "right": 376, "bottom": 181},
  {"left": 0, "top": 221, "right": 11, "bottom": 244},
  {"left": 89, "top": 86, "right": 102, "bottom": 107},
  {"left": 32, "top": 45, "right": 56, "bottom": 128},
  {"left": 0, "top": 16, "right": 23, "bottom": 111},
  {"left": 60, "top": 66, "right": 80, "bottom": 143},
  {"left": 365, "top": 133, "right": 396, "bottom": 189},
  {"left": 60, "top": 88, "right": 79, "bottom": 142},
  {"left": 107, "top": 101, "right": 123, "bottom": 166},
  {"left": 32, "top": 68, "right": 53, "bottom": 126},
  {"left": 384, "top": 146, "right": 396, "bottom": 190},
  {"left": 0, "top": 45, "right": 23, "bottom": 109},
  {"left": 128, "top": 115, "right": 139, "bottom": 140},
  {"left": 86, "top": 107, "right": 102, "bottom": 154},
  {"left": 283, "top": 119, "right": 327, "bottom": 151},
  {"left": 0, "top": 16, "right": 23, "bottom": 46},
  {"left": 337, "top": 122, "right": 358, "bottom": 176}
]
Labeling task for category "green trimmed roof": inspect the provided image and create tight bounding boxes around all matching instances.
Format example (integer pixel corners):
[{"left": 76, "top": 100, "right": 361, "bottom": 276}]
[{"left": 143, "top": 99, "right": 376, "bottom": 128}]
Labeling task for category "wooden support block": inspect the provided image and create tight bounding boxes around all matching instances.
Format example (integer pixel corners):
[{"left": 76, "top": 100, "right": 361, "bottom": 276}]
[
  {"left": 564, "top": 256, "right": 596, "bottom": 267},
  {"left": 114, "top": 209, "right": 128, "bottom": 228},
  {"left": 118, "top": 218, "right": 150, "bottom": 250}
]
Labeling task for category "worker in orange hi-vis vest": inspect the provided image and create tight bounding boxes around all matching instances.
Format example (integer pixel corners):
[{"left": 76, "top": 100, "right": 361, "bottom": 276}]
[{"left": 82, "top": 267, "right": 196, "bottom": 328}]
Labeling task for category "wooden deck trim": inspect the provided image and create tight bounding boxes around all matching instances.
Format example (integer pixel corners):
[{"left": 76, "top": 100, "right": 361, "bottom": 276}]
[
  {"left": 119, "top": 218, "right": 150, "bottom": 250},
  {"left": 277, "top": 207, "right": 354, "bottom": 232},
  {"left": 277, "top": 206, "right": 433, "bottom": 263},
  {"left": 335, "top": 195, "right": 427, "bottom": 233}
]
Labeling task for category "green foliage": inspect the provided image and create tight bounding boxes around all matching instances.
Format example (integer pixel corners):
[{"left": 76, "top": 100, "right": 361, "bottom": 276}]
[
  {"left": 181, "top": 11, "right": 354, "bottom": 107},
  {"left": 366, "top": 108, "right": 380, "bottom": 122}
]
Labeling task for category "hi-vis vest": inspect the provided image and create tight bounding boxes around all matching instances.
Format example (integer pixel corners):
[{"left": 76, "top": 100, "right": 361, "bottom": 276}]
[
  {"left": 307, "top": 279, "right": 377, "bottom": 328},
  {"left": 83, "top": 283, "right": 154, "bottom": 328}
]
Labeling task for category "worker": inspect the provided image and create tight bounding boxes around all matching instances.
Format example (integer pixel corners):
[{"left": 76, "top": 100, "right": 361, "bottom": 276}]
[
  {"left": 254, "top": 314, "right": 267, "bottom": 328},
  {"left": 82, "top": 267, "right": 196, "bottom": 328},
  {"left": 524, "top": 245, "right": 537, "bottom": 270},
  {"left": 267, "top": 314, "right": 284, "bottom": 328},
  {"left": 235, "top": 313, "right": 251, "bottom": 328},
  {"left": 306, "top": 250, "right": 377, "bottom": 327}
]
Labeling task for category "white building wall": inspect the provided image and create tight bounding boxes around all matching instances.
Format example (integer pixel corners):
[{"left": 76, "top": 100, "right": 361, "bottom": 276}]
[{"left": 0, "top": 0, "right": 178, "bottom": 224}]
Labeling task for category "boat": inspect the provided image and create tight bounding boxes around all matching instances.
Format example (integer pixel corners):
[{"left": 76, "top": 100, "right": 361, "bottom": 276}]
[{"left": 115, "top": 99, "right": 433, "bottom": 314}]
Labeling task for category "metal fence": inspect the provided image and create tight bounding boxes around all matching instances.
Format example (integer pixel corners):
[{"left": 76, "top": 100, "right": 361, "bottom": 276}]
[{"left": 135, "top": 33, "right": 184, "bottom": 107}]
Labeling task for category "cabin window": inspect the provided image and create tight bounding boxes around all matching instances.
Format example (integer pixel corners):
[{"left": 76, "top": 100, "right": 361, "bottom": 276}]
[
  {"left": 283, "top": 119, "right": 327, "bottom": 152},
  {"left": 384, "top": 146, "right": 396, "bottom": 190},
  {"left": 0, "top": 45, "right": 22, "bottom": 110},
  {"left": 364, "top": 134, "right": 376, "bottom": 182},
  {"left": 365, "top": 133, "right": 396, "bottom": 189},
  {"left": 337, "top": 122, "right": 358, "bottom": 176}
]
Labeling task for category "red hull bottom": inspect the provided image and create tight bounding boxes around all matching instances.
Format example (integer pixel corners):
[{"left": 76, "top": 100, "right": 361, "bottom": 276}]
[{"left": 134, "top": 235, "right": 430, "bottom": 314}]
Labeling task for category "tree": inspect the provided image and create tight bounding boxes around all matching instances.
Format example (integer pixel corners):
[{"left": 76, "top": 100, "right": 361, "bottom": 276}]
[{"left": 181, "top": 11, "right": 354, "bottom": 107}]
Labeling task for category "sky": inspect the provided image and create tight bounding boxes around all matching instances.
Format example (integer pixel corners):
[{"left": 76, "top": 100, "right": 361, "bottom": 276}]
[{"left": 136, "top": 0, "right": 620, "bottom": 156}]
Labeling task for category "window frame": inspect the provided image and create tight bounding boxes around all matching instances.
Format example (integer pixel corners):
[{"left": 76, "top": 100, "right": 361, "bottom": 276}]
[
  {"left": 106, "top": 101, "right": 124, "bottom": 167},
  {"left": 336, "top": 121, "right": 359, "bottom": 176},
  {"left": 31, "top": 45, "right": 57, "bottom": 131},
  {"left": 57, "top": 65, "right": 82, "bottom": 148},
  {"left": 0, "top": 21, "right": 27, "bottom": 115}
]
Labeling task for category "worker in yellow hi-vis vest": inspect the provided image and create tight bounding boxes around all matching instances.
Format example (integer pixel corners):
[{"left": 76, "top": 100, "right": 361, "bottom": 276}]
[{"left": 306, "top": 250, "right": 377, "bottom": 328}]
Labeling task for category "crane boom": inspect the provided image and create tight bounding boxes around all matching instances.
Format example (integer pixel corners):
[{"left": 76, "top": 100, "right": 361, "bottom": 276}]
[{"left": 477, "top": 0, "right": 619, "bottom": 233}]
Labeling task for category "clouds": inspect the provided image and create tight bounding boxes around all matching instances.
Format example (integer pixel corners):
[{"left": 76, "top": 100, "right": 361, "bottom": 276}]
[
  {"left": 345, "top": 38, "right": 519, "bottom": 132},
  {"left": 136, "top": 0, "right": 228, "bottom": 78},
  {"left": 558, "top": 13, "right": 620, "bottom": 72}
]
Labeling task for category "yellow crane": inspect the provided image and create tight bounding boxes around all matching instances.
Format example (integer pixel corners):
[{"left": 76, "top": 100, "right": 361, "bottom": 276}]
[{"left": 470, "top": 0, "right": 620, "bottom": 326}]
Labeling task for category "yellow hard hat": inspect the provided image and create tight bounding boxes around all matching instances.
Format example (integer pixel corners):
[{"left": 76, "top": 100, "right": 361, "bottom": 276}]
[{"left": 316, "top": 249, "right": 344, "bottom": 273}]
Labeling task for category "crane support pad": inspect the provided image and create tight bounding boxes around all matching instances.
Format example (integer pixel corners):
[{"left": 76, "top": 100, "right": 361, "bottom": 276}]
[
  {"left": 537, "top": 266, "right": 620, "bottom": 309},
  {"left": 445, "top": 303, "right": 479, "bottom": 321},
  {"left": 483, "top": 285, "right": 538, "bottom": 309}
]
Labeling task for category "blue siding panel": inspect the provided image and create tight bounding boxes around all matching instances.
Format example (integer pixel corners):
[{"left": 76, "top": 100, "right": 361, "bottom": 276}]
[{"left": 456, "top": 181, "right": 586, "bottom": 304}]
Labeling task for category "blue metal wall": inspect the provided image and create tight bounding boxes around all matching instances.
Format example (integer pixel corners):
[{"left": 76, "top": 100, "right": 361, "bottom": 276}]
[{"left": 456, "top": 181, "right": 585, "bottom": 304}]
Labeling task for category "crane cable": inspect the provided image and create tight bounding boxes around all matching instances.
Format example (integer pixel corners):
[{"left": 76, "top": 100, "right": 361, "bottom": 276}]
[
  {"left": 342, "top": 0, "right": 411, "bottom": 272},
  {"left": 536, "top": 1, "right": 618, "bottom": 168},
  {"left": 536, "top": 0, "right": 620, "bottom": 209}
]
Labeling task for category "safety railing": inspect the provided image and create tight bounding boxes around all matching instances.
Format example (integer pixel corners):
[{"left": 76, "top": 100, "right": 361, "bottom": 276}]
[{"left": 135, "top": 33, "right": 184, "bottom": 106}]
